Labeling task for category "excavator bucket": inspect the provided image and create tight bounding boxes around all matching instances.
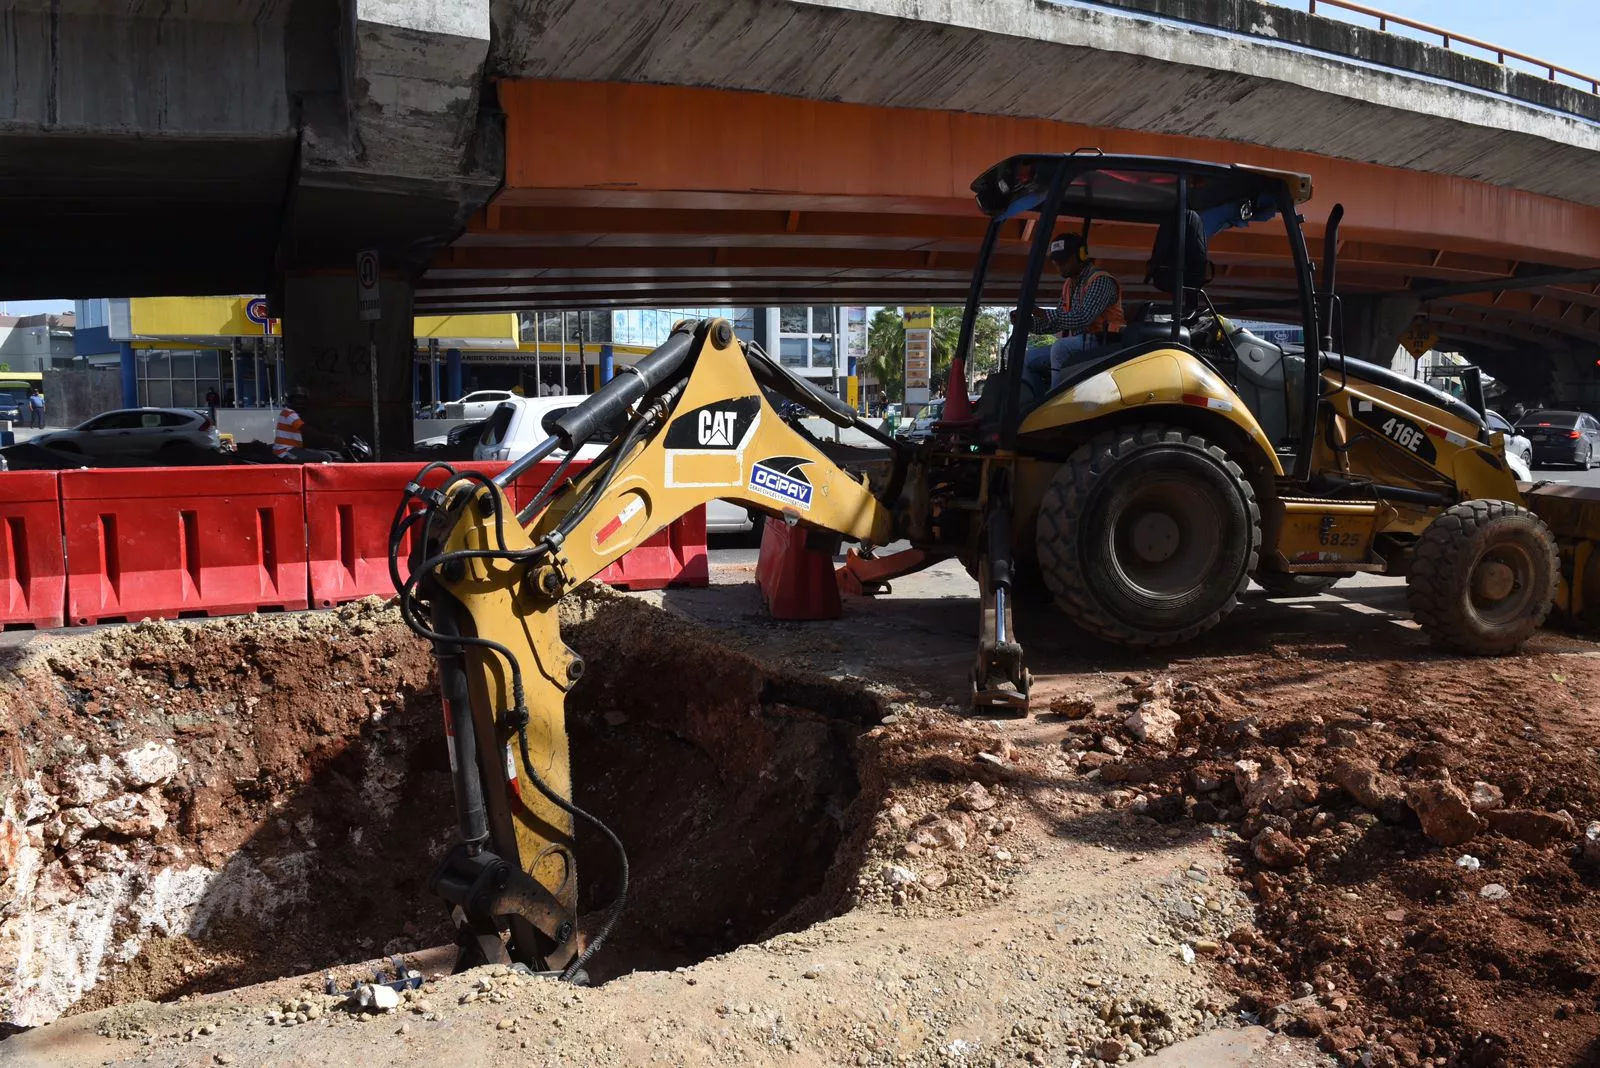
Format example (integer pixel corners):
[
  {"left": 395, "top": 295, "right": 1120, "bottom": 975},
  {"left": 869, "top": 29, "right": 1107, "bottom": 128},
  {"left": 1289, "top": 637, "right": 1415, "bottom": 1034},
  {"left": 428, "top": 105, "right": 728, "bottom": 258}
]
[{"left": 1522, "top": 482, "right": 1600, "bottom": 626}]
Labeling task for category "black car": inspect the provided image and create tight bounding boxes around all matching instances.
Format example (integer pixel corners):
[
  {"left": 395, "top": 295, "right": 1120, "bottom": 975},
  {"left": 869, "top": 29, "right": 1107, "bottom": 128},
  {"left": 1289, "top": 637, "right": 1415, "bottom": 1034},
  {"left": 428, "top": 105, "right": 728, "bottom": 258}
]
[{"left": 1516, "top": 409, "right": 1600, "bottom": 469}]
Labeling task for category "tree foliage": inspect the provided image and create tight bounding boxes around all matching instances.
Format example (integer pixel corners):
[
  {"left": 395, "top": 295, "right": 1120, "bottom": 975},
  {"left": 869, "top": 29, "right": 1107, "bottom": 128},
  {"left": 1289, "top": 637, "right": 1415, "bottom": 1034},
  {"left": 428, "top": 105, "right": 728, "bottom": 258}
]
[{"left": 864, "top": 306, "right": 1018, "bottom": 401}]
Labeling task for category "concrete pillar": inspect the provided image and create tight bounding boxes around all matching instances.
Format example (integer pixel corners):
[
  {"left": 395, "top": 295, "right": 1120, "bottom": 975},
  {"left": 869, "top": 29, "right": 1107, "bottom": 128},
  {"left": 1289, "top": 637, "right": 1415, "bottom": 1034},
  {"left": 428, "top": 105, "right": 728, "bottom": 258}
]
[
  {"left": 281, "top": 272, "right": 415, "bottom": 457},
  {"left": 1339, "top": 294, "right": 1421, "bottom": 364},
  {"left": 118, "top": 343, "right": 138, "bottom": 408}
]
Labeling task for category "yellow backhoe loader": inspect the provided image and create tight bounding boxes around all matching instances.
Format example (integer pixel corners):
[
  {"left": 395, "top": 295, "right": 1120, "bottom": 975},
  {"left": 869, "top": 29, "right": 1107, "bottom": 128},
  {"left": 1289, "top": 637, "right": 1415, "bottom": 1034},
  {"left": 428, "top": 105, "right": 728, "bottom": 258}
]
[{"left": 388, "top": 152, "right": 1600, "bottom": 976}]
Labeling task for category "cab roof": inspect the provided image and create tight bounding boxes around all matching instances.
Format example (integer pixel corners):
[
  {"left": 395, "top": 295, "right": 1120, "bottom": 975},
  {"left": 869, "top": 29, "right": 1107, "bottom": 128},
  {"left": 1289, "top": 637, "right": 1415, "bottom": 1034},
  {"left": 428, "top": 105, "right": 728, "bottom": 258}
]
[{"left": 971, "top": 153, "right": 1315, "bottom": 223}]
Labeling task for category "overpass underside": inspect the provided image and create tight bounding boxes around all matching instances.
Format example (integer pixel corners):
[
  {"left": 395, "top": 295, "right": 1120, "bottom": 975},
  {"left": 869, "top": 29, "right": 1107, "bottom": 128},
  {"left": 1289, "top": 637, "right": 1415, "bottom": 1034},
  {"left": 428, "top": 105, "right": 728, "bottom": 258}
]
[{"left": 417, "top": 81, "right": 1600, "bottom": 358}]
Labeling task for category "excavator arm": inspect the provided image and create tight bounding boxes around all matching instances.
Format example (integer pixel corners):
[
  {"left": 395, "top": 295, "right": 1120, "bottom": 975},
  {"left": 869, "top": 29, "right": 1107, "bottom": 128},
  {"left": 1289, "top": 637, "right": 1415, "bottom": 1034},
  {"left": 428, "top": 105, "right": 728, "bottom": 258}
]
[{"left": 390, "top": 320, "right": 897, "bottom": 976}]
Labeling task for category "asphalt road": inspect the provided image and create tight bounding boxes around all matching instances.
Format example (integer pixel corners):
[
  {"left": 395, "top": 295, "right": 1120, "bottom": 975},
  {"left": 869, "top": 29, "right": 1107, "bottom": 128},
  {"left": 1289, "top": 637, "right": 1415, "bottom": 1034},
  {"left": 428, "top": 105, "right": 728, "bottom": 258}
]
[{"left": 1529, "top": 462, "right": 1600, "bottom": 489}]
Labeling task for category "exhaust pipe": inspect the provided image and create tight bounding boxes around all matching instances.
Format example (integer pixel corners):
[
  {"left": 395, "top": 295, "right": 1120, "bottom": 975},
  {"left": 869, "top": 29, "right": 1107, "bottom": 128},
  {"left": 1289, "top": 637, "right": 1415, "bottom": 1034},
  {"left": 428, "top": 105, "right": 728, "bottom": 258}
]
[{"left": 1320, "top": 204, "right": 1344, "bottom": 355}]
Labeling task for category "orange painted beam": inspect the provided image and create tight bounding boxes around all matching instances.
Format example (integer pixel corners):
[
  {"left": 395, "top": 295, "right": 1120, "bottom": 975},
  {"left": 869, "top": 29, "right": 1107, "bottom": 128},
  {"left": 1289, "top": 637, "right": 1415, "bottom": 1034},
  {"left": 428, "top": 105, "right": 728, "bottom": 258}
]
[{"left": 496, "top": 80, "right": 1600, "bottom": 268}]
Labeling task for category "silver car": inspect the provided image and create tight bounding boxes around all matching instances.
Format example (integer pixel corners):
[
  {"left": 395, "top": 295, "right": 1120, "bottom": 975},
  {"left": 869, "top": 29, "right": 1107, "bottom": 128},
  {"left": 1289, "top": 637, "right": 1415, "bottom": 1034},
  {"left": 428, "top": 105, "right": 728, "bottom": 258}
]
[
  {"left": 1486, "top": 410, "right": 1532, "bottom": 467},
  {"left": 33, "top": 408, "right": 222, "bottom": 458}
]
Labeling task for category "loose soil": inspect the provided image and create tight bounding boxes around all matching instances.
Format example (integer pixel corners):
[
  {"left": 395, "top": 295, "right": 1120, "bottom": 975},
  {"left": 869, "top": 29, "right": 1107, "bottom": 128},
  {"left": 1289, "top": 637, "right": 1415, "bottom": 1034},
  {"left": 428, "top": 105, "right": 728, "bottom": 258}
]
[{"left": 1, "top": 570, "right": 1597, "bottom": 1067}]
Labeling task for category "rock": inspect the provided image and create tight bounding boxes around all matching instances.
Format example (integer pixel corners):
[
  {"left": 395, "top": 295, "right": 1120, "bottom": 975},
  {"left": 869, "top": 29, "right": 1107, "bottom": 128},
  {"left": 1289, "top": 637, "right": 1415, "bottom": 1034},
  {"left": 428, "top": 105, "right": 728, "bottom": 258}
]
[
  {"left": 1456, "top": 854, "right": 1481, "bottom": 871},
  {"left": 90, "top": 791, "right": 167, "bottom": 838},
  {"left": 952, "top": 782, "right": 997, "bottom": 813},
  {"left": 886, "top": 804, "right": 913, "bottom": 832},
  {"left": 1217, "top": 715, "right": 1262, "bottom": 746},
  {"left": 57, "top": 756, "right": 122, "bottom": 807},
  {"left": 1188, "top": 765, "right": 1226, "bottom": 793},
  {"left": 920, "top": 868, "right": 949, "bottom": 889},
  {"left": 1193, "top": 939, "right": 1222, "bottom": 954},
  {"left": 1583, "top": 822, "right": 1600, "bottom": 868},
  {"left": 910, "top": 816, "right": 969, "bottom": 852},
  {"left": 1480, "top": 883, "right": 1511, "bottom": 901},
  {"left": 1096, "top": 1037, "right": 1126, "bottom": 1061},
  {"left": 215, "top": 1055, "right": 235, "bottom": 1066},
  {"left": 1236, "top": 756, "right": 1299, "bottom": 813},
  {"left": 1099, "top": 736, "right": 1126, "bottom": 758},
  {"left": 1125, "top": 700, "right": 1182, "bottom": 747},
  {"left": 1049, "top": 692, "right": 1096, "bottom": 719},
  {"left": 1405, "top": 780, "right": 1482, "bottom": 846},
  {"left": 351, "top": 984, "right": 402, "bottom": 1013},
  {"left": 1130, "top": 678, "right": 1173, "bottom": 701},
  {"left": 1324, "top": 727, "right": 1361, "bottom": 748},
  {"left": 881, "top": 865, "right": 920, "bottom": 886},
  {"left": 118, "top": 742, "right": 181, "bottom": 787},
  {"left": 1483, "top": 807, "right": 1576, "bottom": 847},
  {"left": 1331, "top": 758, "right": 1403, "bottom": 812},
  {"left": 1251, "top": 828, "right": 1307, "bottom": 869},
  {"left": 497, "top": 1017, "right": 515, "bottom": 1031},
  {"left": 1263, "top": 995, "right": 1323, "bottom": 1032},
  {"left": 975, "top": 751, "right": 1007, "bottom": 768},
  {"left": 1079, "top": 752, "right": 1116, "bottom": 770},
  {"left": 1320, "top": 1025, "right": 1366, "bottom": 1053},
  {"left": 1469, "top": 781, "right": 1505, "bottom": 813}
]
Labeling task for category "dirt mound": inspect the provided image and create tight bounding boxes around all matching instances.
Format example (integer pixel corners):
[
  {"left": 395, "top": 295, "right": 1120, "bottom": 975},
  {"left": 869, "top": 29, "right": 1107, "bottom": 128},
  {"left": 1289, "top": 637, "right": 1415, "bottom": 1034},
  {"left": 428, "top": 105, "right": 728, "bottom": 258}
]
[
  {"left": 1060, "top": 648, "right": 1600, "bottom": 1066},
  {"left": 0, "top": 594, "right": 882, "bottom": 1027}
]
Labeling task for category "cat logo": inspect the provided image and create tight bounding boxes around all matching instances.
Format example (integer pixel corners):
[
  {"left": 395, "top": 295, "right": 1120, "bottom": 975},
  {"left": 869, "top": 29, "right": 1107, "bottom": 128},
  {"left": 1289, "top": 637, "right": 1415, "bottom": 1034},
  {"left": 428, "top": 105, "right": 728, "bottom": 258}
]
[
  {"left": 698, "top": 409, "right": 738, "bottom": 447},
  {"left": 664, "top": 396, "right": 760, "bottom": 452}
]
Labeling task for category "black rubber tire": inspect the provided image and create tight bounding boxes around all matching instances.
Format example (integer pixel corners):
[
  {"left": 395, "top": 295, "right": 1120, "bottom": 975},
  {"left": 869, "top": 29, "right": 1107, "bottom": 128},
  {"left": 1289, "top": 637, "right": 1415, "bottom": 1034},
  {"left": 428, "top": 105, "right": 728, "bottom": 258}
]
[
  {"left": 1406, "top": 500, "right": 1557, "bottom": 655},
  {"left": 1255, "top": 571, "right": 1345, "bottom": 597},
  {"left": 1036, "top": 425, "right": 1261, "bottom": 647}
]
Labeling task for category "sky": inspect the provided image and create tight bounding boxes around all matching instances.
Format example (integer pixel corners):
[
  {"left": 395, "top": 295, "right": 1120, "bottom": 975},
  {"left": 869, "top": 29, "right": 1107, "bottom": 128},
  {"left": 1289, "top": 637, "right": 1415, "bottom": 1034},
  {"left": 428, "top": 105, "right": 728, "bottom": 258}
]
[{"left": 7, "top": 2, "right": 1593, "bottom": 317}]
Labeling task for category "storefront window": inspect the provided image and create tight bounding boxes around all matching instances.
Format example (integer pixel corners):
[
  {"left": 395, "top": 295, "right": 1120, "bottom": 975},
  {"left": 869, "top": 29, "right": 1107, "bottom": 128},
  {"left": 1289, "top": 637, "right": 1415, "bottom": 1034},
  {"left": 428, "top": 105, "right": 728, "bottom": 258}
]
[
  {"left": 810, "top": 335, "right": 834, "bottom": 371},
  {"left": 779, "top": 338, "right": 808, "bottom": 367},
  {"left": 779, "top": 306, "right": 807, "bottom": 334}
]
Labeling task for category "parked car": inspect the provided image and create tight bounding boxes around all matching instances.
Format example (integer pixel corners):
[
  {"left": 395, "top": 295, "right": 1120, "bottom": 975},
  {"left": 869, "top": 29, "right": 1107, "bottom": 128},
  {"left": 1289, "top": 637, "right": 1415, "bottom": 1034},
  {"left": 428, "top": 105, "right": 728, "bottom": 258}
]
[
  {"left": 416, "top": 419, "right": 489, "bottom": 451},
  {"left": 32, "top": 408, "right": 222, "bottom": 458},
  {"left": 0, "top": 393, "right": 20, "bottom": 423},
  {"left": 898, "top": 399, "right": 945, "bottom": 443},
  {"left": 444, "top": 390, "right": 517, "bottom": 421},
  {"left": 475, "top": 396, "right": 755, "bottom": 535},
  {"left": 1485, "top": 410, "right": 1532, "bottom": 467},
  {"left": 1515, "top": 409, "right": 1600, "bottom": 469}
]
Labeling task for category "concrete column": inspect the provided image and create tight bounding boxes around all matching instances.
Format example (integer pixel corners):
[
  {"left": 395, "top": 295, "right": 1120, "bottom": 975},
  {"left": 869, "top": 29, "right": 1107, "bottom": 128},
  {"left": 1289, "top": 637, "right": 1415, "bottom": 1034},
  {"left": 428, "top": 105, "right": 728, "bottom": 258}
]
[
  {"left": 118, "top": 343, "right": 139, "bottom": 408},
  {"left": 1338, "top": 294, "right": 1421, "bottom": 364},
  {"left": 281, "top": 272, "right": 415, "bottom": 456}
]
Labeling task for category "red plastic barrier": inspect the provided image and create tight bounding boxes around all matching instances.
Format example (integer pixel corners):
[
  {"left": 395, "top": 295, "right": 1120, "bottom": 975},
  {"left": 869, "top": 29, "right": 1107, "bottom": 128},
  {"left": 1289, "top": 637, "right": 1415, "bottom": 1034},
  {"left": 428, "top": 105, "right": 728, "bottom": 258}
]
[
  {"left": 61, "top": 467, "right": 309, "bottom": 625},
  {"left": 305, "top": 461, "right": 508, "bottom": 608},
  {"left": 0, "top": 472, "right": 66, "bottom": 629},
  {"left": 306, "top": 459, "right": 706, "bottom": 606},
  {"left": 755, "top": 516, "right": 841, "bottom": 620},
  {"left": 596, "top": 505, "right": 710, "bottom": 591},
  {"left": 501, "top": 463, "right": 709, "bottom": 592}
]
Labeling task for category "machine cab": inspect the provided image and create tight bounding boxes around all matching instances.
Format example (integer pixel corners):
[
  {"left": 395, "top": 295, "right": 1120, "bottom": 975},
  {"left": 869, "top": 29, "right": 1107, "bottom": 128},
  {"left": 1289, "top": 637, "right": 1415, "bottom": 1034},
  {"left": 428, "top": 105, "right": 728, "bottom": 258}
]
[{"left": 953, "top": 153, "right": 1327, "bottom": 477}]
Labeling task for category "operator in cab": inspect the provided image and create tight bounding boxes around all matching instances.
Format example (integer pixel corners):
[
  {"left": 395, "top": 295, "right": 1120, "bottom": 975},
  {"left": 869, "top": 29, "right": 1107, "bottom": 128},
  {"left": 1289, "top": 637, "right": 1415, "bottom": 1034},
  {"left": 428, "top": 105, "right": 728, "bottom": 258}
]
[
  {"left": 1018, "top": 233, "right": 1125, "bottom": 398},
  {"left": 273, "top": 386, "right": 342, "bottom": 463}
]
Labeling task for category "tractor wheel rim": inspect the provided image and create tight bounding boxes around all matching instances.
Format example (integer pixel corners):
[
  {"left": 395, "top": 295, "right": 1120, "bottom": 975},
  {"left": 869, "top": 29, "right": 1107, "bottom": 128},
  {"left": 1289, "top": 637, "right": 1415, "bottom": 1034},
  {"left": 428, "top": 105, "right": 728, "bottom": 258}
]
[
  {"left": 1469, "top": 543, "right": 1536, "bottom": 626},
  {"left": 1109, "top": 480, "right": 1224, "bottom": 598}
]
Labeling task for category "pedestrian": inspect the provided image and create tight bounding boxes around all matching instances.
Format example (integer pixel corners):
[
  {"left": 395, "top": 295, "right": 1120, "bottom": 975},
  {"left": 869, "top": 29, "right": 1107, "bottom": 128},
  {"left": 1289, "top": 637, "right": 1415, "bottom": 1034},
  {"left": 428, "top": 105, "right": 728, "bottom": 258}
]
[
  {"left": 204, "top": 387, "right": 220, "bottom": 425},
  {"left": 27, "top": 387, "right": 44, "bottom": 429}
]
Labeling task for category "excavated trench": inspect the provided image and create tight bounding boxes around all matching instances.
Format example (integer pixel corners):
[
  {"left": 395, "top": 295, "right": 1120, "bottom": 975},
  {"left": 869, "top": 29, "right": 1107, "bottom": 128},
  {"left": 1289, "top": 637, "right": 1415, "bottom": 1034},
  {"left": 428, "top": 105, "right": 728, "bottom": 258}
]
[{"left": 0, "top": 595, "right": 881, "bottom": 1030}]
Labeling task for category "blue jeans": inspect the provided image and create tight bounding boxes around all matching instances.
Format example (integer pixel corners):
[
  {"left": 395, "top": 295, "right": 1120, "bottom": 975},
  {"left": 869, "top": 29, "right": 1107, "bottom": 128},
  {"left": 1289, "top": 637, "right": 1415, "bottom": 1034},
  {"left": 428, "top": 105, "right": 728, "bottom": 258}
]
[{"left": 1023, "top": 336, "right": 1103, "bottom": 396}]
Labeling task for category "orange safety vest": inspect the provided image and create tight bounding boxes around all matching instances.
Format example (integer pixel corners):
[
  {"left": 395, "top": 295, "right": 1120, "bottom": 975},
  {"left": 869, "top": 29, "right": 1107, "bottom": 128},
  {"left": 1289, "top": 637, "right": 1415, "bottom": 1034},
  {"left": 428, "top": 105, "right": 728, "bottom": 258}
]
[
  {"left": 273, "top": 407, "right": 305, "bottom": 458},
  {"left": 1059, "top": 266, "right": 1126, "bottom": 339}
]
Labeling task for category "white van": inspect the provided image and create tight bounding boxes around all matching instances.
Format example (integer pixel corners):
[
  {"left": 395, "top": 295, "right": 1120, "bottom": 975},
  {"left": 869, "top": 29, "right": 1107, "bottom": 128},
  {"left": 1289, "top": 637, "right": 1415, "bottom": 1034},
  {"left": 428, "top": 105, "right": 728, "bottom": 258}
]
[{"left": 473, "top": 397, "right": 755, "bottom": 535}]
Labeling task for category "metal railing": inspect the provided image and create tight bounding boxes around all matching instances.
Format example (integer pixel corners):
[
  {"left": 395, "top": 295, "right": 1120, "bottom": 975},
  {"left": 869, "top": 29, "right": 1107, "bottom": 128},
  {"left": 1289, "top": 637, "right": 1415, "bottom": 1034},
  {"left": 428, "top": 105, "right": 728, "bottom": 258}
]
[{"left": 1305, "top": 0, "right": 1598, "bottom": 94}]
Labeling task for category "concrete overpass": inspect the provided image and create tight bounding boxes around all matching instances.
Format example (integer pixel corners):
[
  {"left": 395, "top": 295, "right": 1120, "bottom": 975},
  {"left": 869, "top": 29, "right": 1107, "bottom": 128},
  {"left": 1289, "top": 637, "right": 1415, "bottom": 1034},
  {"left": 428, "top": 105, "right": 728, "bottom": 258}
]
[{"left": 3, "top": 0, "right": 1600, "bottom": 441}]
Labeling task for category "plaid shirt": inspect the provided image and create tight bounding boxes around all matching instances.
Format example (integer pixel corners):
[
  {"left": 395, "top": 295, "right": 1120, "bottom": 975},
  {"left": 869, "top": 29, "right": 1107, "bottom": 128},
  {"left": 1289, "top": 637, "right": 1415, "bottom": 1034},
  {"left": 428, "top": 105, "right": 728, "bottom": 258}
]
[{"left": 1041, "top": 269, "right": 1121, "bottom": 336}]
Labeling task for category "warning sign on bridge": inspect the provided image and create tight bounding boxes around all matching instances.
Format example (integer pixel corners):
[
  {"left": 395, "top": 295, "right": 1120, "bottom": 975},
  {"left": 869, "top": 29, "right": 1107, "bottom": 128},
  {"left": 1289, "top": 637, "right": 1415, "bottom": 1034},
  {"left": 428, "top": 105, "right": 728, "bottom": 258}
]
[{"left": 356, "top": 250, "right": 381, "bottom": 322}]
